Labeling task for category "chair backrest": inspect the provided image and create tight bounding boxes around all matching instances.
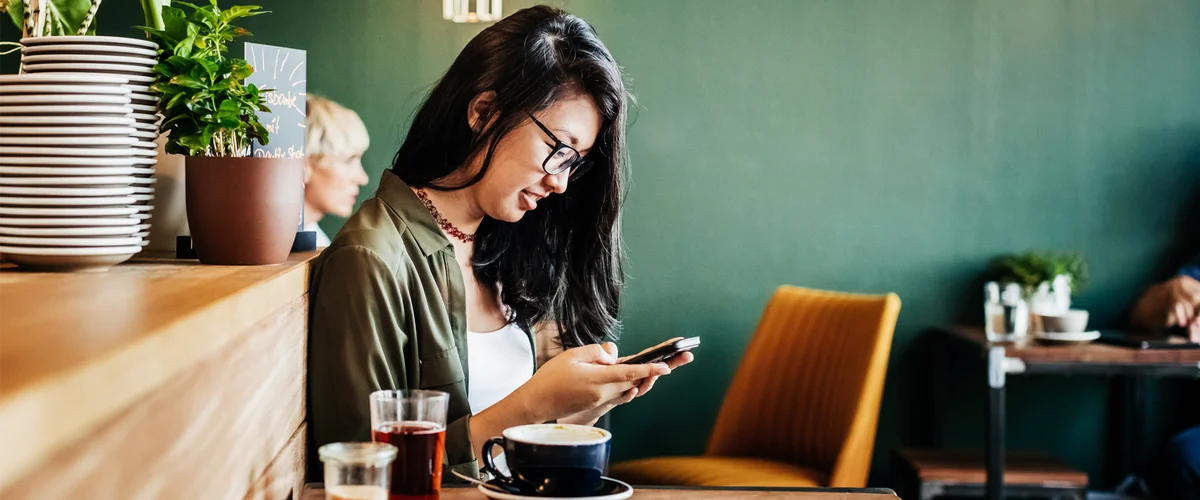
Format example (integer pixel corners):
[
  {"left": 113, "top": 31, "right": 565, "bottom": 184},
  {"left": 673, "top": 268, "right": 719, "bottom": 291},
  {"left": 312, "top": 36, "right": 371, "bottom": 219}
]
[{"left": 705, "top": 286, "right": 900, "bottom": 487}]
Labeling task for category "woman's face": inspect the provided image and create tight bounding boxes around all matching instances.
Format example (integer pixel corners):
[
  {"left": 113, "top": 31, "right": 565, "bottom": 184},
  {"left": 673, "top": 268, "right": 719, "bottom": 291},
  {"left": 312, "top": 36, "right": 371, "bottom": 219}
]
[
  {"left": 470, "top": 93, "right": 603, "bottom": 223},
  {"left": 305, "top": 153, "right": 370, "bottom": 217}
]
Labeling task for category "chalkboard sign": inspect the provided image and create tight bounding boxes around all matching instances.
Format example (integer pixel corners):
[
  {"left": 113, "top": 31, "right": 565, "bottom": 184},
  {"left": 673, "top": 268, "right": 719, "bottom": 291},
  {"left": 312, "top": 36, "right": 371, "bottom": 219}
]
[
  {"left": 244, "top": 42, "right": 314, "bottom": 248},
  {"left": 244, "top": 42, "right": 306, "bottom": 159}
]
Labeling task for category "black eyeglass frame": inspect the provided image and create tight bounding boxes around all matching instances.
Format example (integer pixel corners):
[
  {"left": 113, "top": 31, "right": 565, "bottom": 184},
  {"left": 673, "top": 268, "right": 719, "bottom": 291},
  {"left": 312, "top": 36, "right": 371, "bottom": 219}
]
[{"left": 529, "top": 114, "right": 593, "bottom": 180}]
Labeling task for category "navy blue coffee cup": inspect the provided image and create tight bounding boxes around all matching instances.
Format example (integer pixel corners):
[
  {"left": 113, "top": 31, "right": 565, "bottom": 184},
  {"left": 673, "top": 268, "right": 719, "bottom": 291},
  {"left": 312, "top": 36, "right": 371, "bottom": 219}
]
[{"left": 480, "top": 424, "right": 612, "bottom": 497}]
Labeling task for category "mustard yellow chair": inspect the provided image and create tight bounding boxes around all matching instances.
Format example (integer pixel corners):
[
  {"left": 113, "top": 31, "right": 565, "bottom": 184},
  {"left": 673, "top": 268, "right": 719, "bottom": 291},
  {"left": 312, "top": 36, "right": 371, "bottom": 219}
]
[{"left": 611, "top": 286, "right": 901, "bottom": 488}]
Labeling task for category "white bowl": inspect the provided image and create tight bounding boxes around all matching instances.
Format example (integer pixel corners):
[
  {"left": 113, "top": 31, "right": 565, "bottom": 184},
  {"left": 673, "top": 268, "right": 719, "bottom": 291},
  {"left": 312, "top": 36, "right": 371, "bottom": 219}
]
[
  {"left": 0, "top": 84, "right": 131, "bottom": 95},
  {"left": 0, "top": 195, "right": 139, "bottom": 206},
  {"left": 20, "top": 35, "right": 158, "bottom": 50},
  {"left": 0, "top": 94, "right": 132, "bottom": 105},
  {"left": 0, "top": 225, "right": 142, "bottom": 237},
  {"left": 0, "top": 126, "right": 137, "bottom": 136},
  {"left": 130, "top": 93, "right": 158, "bottom": 104},
  {"left": 21, "top": 54, "right": 156, "bottom": 66},
  {"left": 0, "top": 156, "right": 140, "bottom": 167},
  {"left": 130, "top": 130, "right": 159, "bottom": 141},
  {"left": 0, "top": 104, "right": 133, "bottom": 116},
  {"left": 21, "top": 43, "right": 158, "bottom": 58},
  {"left": 22, "top": 62, "right": 156, "bottom": 75},
  {"left": 0, "top": 245, "right": 141, "bottom": 271},
  {"left": 0, "top": 136, "right": 137, "bottom": 147},
  {"left": 1040, "top": 310, "right": 1090, "bottom": 333},
  {"left": 129, "top": 103, "right": 157, "bottom": 113},
  {"left": 0, "top": 115, "right": 136, "bottom": 127},
  {"left": 0, "top": 146, "right": 143, "bottom": 157},
  {"left": 0, "top": 175, "right": 145, "bottom": 187},
  {"left": 17, "top": 67, "right": 156, "bottom": 84},
  {"left": 0, "top": 73, "right": 129, "bottom": 85},
  {"left": 0, "top": 186, "right": 136, "bottom": 197},
  {"left": 0, "top": 216, "right": 140, "bottom": 227},
  {"left": 130, "top": 112, "right": 161, "bottom": 122},
  {"left": 0, "top": 206, "right": 139, "bottom": 217},
  {"left": 0, "top": 166, "right": 153, "bottom": 176}
]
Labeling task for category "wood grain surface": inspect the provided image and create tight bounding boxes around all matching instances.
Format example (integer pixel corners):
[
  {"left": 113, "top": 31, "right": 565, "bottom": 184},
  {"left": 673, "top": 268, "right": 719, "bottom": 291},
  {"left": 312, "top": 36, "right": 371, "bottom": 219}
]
[{"left": 0, "top": 252, "right": 317, "bottom": 494}]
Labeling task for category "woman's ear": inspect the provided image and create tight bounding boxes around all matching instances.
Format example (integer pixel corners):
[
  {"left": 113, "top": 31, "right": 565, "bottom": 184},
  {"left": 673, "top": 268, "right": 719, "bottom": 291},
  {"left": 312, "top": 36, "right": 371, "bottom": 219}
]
[{"left": 467, "top": 90, "right": 498, "bottom": 133}]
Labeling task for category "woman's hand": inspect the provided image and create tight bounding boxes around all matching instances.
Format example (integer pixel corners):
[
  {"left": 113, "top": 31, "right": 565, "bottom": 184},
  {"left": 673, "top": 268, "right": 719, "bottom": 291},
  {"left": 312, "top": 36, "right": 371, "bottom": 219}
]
[
  {"left": 1162, "top": 276, "right": 1200, "bottom": 329},
  {"left": 509, "top": 343, "right": 671, "bottom": 423},
  {"left": 1132, "top": 275, "right": 1200, "bottom": 340},
  {"left": 558, "top": 340, "right": 695, "bottom": 426}
]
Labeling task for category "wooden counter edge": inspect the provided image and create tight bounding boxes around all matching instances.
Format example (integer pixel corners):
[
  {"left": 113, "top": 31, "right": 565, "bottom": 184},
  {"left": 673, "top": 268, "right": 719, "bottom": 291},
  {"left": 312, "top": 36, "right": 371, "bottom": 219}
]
[{"left": 0, "top": 253, "right": 318, "bottom": 491}]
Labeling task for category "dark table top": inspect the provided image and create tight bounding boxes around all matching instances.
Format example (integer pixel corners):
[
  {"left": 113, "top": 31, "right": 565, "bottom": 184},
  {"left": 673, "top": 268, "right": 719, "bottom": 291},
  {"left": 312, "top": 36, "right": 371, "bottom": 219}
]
[{"left": 941, "top": 326, "right": 1200, "bottom": 374}]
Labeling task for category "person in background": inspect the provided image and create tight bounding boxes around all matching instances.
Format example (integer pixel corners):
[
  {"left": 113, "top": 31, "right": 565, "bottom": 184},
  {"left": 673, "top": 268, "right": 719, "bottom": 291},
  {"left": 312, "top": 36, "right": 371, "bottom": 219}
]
[
  {"left": 1131, "top": 263, "right": 1200, "bottom": 499},
  {"left": 303, "top": 95, "right": 370, "bottom": 246}
]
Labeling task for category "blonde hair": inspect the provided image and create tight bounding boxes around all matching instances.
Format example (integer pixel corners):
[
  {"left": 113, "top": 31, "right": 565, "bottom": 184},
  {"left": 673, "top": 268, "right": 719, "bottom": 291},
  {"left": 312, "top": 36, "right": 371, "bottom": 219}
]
[{"left": 306, "top": 95, "right": 369, "bottom": 158}]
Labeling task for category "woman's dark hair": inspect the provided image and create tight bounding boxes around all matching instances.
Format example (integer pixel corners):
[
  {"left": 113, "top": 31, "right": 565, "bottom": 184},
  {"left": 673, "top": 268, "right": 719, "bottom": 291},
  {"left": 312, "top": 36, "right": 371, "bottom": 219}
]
[{"left": 391, "top": 5, "right": 629, "bottom": 348}]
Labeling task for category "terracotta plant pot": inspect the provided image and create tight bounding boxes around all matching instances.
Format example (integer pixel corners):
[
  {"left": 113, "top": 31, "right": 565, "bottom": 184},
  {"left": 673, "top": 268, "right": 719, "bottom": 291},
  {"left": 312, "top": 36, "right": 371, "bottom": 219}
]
[{"left": 185, "top": 156, "right": 304, "bottom": 265}]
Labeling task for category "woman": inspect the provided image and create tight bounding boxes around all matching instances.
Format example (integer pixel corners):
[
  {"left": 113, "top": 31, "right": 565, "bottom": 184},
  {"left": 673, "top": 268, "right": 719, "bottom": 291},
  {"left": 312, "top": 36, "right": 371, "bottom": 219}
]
[
  {"left": 303, "top": 95, "right": 370, "bottom": 246},
  {"left": 307, "top": 5, "right": 693, "bottom": 480}
]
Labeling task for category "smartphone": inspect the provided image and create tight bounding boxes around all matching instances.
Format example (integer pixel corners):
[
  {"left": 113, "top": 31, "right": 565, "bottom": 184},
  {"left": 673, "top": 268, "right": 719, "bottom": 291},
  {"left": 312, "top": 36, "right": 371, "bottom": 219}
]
[{"left": 620, "top": 337, "right": 701, "bottom": 364}]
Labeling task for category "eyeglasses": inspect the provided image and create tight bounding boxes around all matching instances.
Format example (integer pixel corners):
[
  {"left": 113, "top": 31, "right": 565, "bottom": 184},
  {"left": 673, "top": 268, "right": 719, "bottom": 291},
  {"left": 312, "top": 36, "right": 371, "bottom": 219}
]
[{"left": 529, "top": 114, "right": 593, "bottom": 180}]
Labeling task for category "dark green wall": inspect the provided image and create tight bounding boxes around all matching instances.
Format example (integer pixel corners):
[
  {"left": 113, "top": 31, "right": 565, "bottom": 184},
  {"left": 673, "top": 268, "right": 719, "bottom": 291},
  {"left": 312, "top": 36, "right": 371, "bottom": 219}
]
[{"left": 7, "top": 0, "right": 1199, "bottom": 488}]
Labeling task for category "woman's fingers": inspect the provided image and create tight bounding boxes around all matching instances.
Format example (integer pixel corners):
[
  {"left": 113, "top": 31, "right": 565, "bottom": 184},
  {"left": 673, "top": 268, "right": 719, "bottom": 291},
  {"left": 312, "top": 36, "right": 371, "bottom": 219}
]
[
  {"left": 665, "top": 351, "right": 694, "bottom": 369},
  {"left": 636, "top": 375, "right": 659, "bottom": 395},
  {"left": 592, "top": 362, "right": 668, "bottom": 400}
]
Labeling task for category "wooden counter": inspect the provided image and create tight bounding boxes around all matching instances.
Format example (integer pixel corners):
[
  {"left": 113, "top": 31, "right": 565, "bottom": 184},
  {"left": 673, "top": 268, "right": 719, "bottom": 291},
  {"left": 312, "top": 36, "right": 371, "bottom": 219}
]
[{"left": 0, "top": 252, "right": 319, "bottom": 500}]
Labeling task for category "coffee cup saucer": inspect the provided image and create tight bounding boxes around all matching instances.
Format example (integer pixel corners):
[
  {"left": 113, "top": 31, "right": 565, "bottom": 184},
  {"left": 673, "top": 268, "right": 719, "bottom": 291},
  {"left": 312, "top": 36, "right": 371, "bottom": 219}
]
[{"left": 477, "top": 477, "right": 633, "bottom": 500}]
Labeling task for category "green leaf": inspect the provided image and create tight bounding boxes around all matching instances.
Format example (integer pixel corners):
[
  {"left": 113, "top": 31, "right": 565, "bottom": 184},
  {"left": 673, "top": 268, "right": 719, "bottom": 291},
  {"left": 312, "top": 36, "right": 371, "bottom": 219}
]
[
  {"left": 169, "top": 74, "right": 206, "bottom": 89},
  {"left": 161, "top": 5, "right": 191, "bottom": 41},
  {"left": 165, "top": 91, "right": 190, "bottom": 111},
  {"left": 229, "top": 59, "right": 252, "bottom": 80},
  {"left": 221, "top": 5, "right": 265, "bottom": 23},
  {"left": 5, "top": 1, "right": 23, "bottom": 33},
  {"left": 216, "top": 99, "right": 240, "bottom": 122},
  {"left": 165, "top": 55, "right": 195, "bottom": 69},
  {"left": 173, "top": 35, "right": 196, "bottom": 58}
]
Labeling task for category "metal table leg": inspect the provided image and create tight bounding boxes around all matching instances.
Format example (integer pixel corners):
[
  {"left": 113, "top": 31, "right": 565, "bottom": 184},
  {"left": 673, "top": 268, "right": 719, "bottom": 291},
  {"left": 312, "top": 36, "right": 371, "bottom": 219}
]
[{"left": 987, "top": 347, "right": 1007, "bottom": 500}]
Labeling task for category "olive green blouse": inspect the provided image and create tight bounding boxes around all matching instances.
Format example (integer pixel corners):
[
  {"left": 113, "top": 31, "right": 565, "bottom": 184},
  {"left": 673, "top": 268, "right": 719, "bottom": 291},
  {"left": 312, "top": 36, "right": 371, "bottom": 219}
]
[{"left": 307, "top": 170, "right": 534, "bottom": 481}]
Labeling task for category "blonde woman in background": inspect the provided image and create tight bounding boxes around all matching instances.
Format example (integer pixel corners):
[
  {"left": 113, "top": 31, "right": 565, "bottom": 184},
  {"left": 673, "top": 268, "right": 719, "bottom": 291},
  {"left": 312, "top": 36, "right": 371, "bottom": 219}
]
[{"left": 304, "top": 95, "right": 371, "bottom": 246}]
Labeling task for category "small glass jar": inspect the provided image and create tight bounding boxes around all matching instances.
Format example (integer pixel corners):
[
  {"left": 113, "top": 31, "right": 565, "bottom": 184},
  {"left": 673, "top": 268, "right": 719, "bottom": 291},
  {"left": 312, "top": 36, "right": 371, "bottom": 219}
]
[
  {"left": 318, "top": 442, "right": 397, "bottom": 500},
  {"left": 985, "top": 282, "right": 1028, "bottom": 342}
]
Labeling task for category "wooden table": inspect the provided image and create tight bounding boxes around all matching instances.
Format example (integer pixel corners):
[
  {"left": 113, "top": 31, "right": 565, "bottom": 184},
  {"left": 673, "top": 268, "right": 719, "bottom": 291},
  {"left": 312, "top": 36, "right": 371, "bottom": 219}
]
[
  {"left": 301, "top": 484, "right": 898, "bottom": 499},
  {"left": 0, "top": 252, "right": 319, "bottom": 500},
  {"left": 895, "top": 448, "right": 1087, "bottom": 499},
  {"left": 939, "top": 326, "right": 1200, "bottom": 500}
]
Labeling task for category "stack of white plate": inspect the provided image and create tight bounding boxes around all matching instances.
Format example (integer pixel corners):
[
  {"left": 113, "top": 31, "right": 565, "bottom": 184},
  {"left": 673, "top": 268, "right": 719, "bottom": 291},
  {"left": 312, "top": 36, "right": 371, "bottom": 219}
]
[
  {"left": 20, "top": 36, "right": 162, "bottom": 165},
  {"left": 0, "top": 73, "right": 155, "bottom": 271}
]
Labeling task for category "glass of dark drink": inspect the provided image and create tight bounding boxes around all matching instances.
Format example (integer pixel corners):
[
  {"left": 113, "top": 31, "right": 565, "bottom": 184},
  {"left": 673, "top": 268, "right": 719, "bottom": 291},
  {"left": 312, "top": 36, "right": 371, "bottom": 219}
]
[{"left": 369, "top": 390, "right": 449, "bottom": 500}]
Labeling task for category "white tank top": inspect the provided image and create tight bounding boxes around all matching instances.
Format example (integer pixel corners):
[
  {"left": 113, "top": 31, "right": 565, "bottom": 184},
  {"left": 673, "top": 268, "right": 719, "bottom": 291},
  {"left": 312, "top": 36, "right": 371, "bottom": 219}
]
[{"left": 467, "top": 322, "right": 534, "bottom": 414}]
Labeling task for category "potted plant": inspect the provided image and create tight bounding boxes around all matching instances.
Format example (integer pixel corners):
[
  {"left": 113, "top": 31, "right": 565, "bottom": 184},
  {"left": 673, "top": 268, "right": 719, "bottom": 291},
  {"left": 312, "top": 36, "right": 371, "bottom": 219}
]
[
  {"left": 140, "top": 0, "right": 302, "bottom": 265},
  {"left": 989, "top": 250, "right": 1090, "bottom": 332},
  {"left": 988, "top": 250, "right": 1089, "bottom": 298},
  {"left": 4, "top": 0, "right": 100, "bottom": 37}
]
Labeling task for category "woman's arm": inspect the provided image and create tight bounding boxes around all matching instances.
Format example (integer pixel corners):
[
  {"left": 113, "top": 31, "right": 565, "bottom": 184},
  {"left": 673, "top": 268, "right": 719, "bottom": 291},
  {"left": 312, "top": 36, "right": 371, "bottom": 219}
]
[{"left": 309, "top": 245, "right": 411, "bottom": 452}]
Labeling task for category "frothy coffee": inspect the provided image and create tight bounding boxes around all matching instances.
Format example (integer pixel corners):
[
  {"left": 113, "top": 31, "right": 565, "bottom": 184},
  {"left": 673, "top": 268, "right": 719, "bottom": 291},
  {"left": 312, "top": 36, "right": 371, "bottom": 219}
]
[
  {"left": 326, "top": 485, "right": 387, "bottom": 500},
  {"left": 504, "top": 424, "right": 611, "bottom": 445}
]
